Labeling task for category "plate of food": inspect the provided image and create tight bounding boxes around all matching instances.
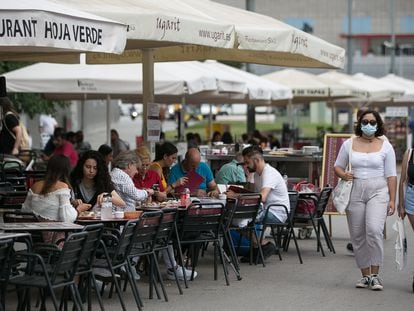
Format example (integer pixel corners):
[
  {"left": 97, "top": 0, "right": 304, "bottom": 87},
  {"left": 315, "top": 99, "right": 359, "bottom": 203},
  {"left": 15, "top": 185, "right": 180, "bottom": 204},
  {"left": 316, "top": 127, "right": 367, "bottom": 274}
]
[{"left": 78, "top": 211, "right": 99, "bottom": 220}]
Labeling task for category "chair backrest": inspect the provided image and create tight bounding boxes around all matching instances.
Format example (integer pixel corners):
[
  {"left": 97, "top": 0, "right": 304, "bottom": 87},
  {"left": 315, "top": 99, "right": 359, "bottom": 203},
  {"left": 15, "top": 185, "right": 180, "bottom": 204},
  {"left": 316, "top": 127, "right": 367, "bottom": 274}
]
[
  {"left": 110, "top": 219, "right": 139, "bottom": 266},
  {"left": 263, "top": 191, "right": 298, "bottom": 225},
  {"left": 78, "top": 223, "right": 105, "bottom": 274},
  {"left": 314, "top": 187, "right": 333, "bottom": 218},
  {"left": 3, "top": 211, "right": 39, "bottom": 223},
  {"left": 132, "top": 211, "right": 163, "bottom": 253},
  {"left": 287, "top": 191, "right": 299, "bottom": 223},
  {"left": 180, "top": 203, "right": 224, "bottom": 242},
  {"left": 23, "top": 170, "right": 46, "bottom": 189},
  {"left": 50, "top": 231, "right": 88, "bottom": 284},
  {"left": 156, "top": 208, "right": 177, "bottom": 249},
  {"left": 0, "top": 239, "right": 14, "bottom": 283},
  {"left": 0, "top": 182, "right": 14, "bottom": 192},
  {"left": 0, "top": 191, "right": 28, "bottom": 209},
  {"left": 225, "top": 193, "right": 261, "bottom": 228}
]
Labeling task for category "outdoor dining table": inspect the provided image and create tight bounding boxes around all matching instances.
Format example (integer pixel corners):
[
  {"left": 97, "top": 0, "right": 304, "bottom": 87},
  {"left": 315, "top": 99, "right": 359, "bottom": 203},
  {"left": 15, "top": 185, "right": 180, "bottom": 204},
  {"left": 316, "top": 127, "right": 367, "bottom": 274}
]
[
  {"left": 0, "top": 232, "right": 31, "bottom": 240},
  {"left": 0, "top": 222, "right": 84, "bottom": 232}
]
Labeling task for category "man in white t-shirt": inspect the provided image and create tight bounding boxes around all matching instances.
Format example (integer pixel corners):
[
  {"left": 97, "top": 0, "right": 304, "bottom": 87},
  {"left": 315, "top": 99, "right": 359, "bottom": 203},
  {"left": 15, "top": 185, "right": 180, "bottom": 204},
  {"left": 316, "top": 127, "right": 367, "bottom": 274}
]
[
  {"left": 39, "top": 114, "right": 57, "bottom": 148},
  {"left": 230, "top": 145, "right": 290, "bottom": 262},
  {"left": 242, "top": 145, "right": 290, "bottom": 224}
]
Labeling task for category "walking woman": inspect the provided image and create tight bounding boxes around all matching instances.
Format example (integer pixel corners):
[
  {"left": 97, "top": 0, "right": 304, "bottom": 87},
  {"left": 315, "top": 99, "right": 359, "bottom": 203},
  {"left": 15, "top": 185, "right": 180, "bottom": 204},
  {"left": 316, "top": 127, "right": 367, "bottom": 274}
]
[
  {"left": 71, "top": 150, "right": 125, "bottom": 211},
  {"left": 334, "top": 110, "right": 397, "bottom": 291},
  {"left": 398, "top": 147, "right": 414, "bottom": 291}
]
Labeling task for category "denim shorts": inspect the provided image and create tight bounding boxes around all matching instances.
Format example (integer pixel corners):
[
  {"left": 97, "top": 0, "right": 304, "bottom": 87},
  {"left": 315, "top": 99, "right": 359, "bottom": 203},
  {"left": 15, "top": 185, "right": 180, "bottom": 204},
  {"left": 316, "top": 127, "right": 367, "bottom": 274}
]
[{"left": 404, "top": 184, "right": 414, "bottom": 215}]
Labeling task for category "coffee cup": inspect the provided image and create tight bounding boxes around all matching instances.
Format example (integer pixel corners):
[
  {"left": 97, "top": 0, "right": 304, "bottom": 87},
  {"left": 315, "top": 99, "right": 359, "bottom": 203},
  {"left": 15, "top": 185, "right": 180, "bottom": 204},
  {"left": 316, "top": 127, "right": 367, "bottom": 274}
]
[{"left": 114, "top": 211, "right": 124, "bottom": 219}]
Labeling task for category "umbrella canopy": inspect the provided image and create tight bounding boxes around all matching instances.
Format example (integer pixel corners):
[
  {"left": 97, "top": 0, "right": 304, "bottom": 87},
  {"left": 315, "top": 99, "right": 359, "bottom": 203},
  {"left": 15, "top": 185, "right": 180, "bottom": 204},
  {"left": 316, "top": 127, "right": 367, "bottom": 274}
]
[
  {"left": 181, "top": 61, "right": 292, "bottom": 104},
  {"left": 2, "top": 61, "right": 249, "bottom": 100},
  {"left": 60, "top": 0, "right": 345, "bottom": 69},
  {"left": 380, "top": 74, "right": 414, "bottom": 96},
  {"left": 0, "top": 0, "right": 127, "bottom": 60},
  {"left": 263, "top": 69, "right": 330, "bottom": 103}
]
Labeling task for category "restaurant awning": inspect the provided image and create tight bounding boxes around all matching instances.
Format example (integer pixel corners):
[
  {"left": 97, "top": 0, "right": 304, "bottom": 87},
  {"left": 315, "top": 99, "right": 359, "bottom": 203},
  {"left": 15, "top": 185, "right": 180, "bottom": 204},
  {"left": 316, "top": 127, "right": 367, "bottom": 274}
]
[{"left": 0, "top": 0, "right": 127, "bottom": 60}]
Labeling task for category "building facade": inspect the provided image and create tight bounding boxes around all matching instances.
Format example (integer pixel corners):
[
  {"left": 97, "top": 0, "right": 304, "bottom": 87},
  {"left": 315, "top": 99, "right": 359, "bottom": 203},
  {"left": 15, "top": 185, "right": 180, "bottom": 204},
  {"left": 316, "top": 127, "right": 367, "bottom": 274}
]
[{"left": 215, "top": 0, "right": 414, "bottom": 78}]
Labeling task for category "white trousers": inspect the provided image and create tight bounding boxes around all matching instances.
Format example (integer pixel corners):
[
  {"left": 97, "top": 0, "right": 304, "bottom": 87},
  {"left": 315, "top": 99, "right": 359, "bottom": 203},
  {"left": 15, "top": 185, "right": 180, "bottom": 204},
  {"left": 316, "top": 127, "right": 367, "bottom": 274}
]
[{"left": 346, "top": 178, "right": 389, "bottom": 269}]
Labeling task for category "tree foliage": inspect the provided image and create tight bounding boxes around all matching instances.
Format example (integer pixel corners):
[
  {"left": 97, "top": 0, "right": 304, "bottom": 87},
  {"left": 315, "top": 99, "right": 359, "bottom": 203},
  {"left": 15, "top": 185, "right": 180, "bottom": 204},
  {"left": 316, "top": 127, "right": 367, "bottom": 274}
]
[{"left": 0, "top": 61, "right": 68, "bottom": 118}]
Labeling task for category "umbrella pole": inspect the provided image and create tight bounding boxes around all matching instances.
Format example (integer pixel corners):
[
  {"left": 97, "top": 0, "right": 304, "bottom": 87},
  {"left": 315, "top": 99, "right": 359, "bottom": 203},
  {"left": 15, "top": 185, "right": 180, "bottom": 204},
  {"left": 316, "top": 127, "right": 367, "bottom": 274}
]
[
  {"left": 142, "top": 48, "right": 155, "bottom": 154},
  {"left": 179, "top": 96, "right": 185, "bottom": 141},
  {"left": 209, "top": 104, "right": 213, "bottom": 143},
  {"left": 106, "top": 95, "right": 111, "bottom": 145}
]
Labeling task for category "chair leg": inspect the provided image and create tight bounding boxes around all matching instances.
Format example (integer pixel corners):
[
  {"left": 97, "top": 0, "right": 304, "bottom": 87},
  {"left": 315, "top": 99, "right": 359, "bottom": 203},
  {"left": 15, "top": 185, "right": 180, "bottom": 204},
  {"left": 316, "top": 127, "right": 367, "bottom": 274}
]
[
  {"left": 254, "top": 228, "right": 266, "bottom": 267},
  {"left": 164, "top": 246, "right": 183, "bottom": 294},
  {"left": 90, "top": 273, "right": 106, "bottom": 311},
  {"left": 320, "top": 219, "right": 335, "bottom": 253},
  {"left": 217, "top": 239, "right": 230, "bottom": 286},
  {"left": 311, "top": 219, "right": 325, "bottom": 257},
  {"left": 152, "top": 254, "right": 168, "bottom": 302},
  {"left": 272, "top": 226, "right": 283, "bottom": 261},
  {"left": 289, "top": 227, "right": 303, "bottom": 264},
  {"left": 173, "top": 225, "right": 188, "bottom": 288},
  {"left": 125, "top": 262, "right": 143, "bottom": 310},
  {"left": 224, "top": 229, "right": 241, "bottom": 274}
]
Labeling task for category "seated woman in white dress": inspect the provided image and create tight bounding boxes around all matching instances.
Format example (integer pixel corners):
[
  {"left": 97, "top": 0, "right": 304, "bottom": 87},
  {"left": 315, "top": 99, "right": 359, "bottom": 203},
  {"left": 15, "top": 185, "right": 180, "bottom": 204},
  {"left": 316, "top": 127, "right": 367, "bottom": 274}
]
[{"left": 22, "top": 155, "right": 89, "bottom": 244}]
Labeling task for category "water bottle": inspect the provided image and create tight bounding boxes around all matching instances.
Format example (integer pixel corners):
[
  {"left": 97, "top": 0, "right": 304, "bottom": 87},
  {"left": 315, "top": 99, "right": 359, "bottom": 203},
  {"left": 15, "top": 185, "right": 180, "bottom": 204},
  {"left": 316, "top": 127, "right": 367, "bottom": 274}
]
[
  {"left": 180, "top": 188, "right": 190, "bottom": 207},
  {"left": 101, "top": 193, "right": 113, "bottom": 220}
]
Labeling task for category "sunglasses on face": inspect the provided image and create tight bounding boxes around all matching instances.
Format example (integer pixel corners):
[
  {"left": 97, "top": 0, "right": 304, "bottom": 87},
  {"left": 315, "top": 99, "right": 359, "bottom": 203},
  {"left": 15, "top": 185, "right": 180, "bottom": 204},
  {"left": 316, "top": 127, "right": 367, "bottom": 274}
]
[{"left": 361, "top": 119, "right": 377, "bottom": 126}]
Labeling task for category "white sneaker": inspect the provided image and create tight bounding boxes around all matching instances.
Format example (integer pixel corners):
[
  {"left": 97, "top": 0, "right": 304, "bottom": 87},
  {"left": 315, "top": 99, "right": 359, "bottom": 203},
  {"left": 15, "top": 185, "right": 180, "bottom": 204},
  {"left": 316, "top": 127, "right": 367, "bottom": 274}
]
[
  {"left": 370, "top": 275, "right": 383, "bottom": 291},
  {"left": 93, "top": 268, "right": 120, "bottom": 280},
  {"left": 167, "top": 266, "right": 197, "bottom": 281},
  {"left": 121, "top": 266, "right": 141, "bottom": 280},
  {"left": 356, "top": 276, "right": 371, "bottom": 288}
]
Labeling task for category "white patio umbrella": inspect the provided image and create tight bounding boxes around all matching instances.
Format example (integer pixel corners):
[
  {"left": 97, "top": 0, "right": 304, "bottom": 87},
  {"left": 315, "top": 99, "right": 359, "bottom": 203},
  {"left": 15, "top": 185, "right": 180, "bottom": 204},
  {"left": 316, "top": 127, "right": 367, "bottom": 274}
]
[
  {"left": 380, "top": 74, "right": 414, "bottom": 96},
  {"left": 0, "top": 0, "right": 127, "bottom": 59},
  {"left": 3, "top": 61, "right": 248, "bottom": 142},
  {"left": 263, "top": 69, "right": 330, "bottom": 103},
  {"left": 46, "top": 0, "right": 345, "bottom": 141},
  {"left": 76, "top": 0, "right": 345, "bottom": 69}
]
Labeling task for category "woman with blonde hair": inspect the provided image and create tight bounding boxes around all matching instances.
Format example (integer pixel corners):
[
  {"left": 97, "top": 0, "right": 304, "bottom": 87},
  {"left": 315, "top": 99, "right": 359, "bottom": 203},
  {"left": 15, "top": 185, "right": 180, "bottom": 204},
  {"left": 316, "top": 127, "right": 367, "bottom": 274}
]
[{"left": 133, "top": 146, "right": 166, "bottom": 201}]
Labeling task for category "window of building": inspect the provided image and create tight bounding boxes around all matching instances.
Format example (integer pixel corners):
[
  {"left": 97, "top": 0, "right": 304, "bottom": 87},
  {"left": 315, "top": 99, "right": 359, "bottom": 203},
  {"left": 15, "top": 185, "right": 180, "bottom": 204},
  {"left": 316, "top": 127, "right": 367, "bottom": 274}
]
[
  {"left": 400, "top": 16, "right": 414, "bottom": 33},
  {"left": 342, "top": 16, "right": 372, "bottom": 34}
]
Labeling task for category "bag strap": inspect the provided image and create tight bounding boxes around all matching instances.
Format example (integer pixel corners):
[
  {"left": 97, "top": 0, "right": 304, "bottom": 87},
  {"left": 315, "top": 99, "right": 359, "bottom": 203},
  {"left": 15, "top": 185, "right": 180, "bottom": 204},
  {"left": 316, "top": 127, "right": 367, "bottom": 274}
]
[
  {"left": 347, "top": 137, "right": 353, "bottom": 171},
  {"left": 2, "top": 112, "right": 17, "bottom": 140}
]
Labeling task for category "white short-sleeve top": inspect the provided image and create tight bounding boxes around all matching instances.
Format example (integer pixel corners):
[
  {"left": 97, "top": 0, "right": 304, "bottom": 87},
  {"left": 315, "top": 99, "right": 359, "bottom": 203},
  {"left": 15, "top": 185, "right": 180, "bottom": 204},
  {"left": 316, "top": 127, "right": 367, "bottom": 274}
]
[{"left": 334, "top": 138, "right": 397, "bottom": 179}]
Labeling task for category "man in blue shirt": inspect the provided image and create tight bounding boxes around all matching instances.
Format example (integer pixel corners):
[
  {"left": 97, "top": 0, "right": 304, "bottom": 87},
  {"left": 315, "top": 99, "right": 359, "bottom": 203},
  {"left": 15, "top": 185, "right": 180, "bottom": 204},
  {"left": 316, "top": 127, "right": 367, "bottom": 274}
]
[
  {"left": 169, "top": 147, "right": 219, "bottom": 197},
  {"left": 215, "top": 152, "right": 246, "bottom": 185}
]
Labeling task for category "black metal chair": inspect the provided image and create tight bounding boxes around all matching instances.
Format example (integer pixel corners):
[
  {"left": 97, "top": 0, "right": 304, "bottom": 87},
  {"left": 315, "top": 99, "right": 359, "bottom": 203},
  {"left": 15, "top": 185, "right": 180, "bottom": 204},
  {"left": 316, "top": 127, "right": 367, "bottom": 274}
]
[
  {"left": 0, "top": 239, "right": 14, "bottom": 311},
  {"left": 177, "top": 203, "right": 229, "bottom": 285},
  {"left": 93, "top": 219, "right": 142, "bottom": 311},
  {"left": 3, "top": 211, "right": 43, "bottom": 246},
  {"left": 77, "top": 223, "right": 105, "bottom": 311},
  {"left": 127, "top": 211, "right": 166, "bottom": 304},
  {"left": 9, "top": 231, "right": 89, "bottom": 311},
  {"left": 292, "top": 187, "right": 334, "bottom": 256},
  {"left": 226, "top": 194, "right": 265, "bottom": 266},
  {"left": 259, "top": 191, "right": 303, "bottom": 264},
  {"left": 154, "top": 208, "right": 184, "bottom": 293}
]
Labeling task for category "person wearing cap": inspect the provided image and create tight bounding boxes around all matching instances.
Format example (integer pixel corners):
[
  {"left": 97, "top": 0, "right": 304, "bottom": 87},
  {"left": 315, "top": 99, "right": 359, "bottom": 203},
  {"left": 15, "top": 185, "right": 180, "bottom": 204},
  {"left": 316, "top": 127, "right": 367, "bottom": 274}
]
[{"left": 215, "top": 152, "right": 246, "bottom": 185}]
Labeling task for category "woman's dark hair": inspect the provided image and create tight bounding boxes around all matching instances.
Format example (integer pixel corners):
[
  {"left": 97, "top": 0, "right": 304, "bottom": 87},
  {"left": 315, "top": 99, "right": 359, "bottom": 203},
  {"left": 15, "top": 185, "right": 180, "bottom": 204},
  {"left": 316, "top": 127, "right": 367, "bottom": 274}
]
[
  {"left": 98, "top": 144, "right": 113, "bottom": 157},
  {"left": 40, "top": 155, "right": 71, "bottom": 195},
  {"left": 211, "top": 131, "right": 221, "bottom": 142},
  {"left": 0, "top": 97, "right": 18, "bottom": 116},
  {"left": 70, "top": 150, "right": 114, "bottom": 194},
  {"left": 221, "top": 131, "right": 233, "bottom": 144},
  {"left": 355, "top": 109, "right": 385, "bottom": 137},
  {"left": 154, "top": 141, "right": 178, "bottom": 161}
]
